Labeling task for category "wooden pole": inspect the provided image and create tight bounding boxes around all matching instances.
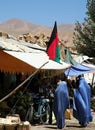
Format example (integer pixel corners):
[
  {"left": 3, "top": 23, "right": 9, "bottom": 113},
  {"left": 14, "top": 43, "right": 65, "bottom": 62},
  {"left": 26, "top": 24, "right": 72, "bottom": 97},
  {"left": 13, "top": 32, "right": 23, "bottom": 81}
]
[
  {"left": 0, "top": 61, "right": 49, "bottom": 103},
  {"left": 91, "top": 73, "right": 95, "bottom": 87}
]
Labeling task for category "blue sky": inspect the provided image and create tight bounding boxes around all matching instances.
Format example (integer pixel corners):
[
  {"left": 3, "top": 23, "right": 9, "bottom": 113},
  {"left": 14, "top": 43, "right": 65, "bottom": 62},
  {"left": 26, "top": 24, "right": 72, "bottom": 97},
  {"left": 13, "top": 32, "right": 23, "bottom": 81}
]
[{"left": 0, "top": 0, "right": 87, "bottom": 26}]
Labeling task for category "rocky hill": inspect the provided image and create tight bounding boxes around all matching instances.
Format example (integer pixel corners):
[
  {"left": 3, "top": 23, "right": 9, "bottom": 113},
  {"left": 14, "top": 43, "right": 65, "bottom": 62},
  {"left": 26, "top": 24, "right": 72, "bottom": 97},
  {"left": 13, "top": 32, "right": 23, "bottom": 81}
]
[{"left": 0, "top": 18, "right": 75, "bottom": 48}]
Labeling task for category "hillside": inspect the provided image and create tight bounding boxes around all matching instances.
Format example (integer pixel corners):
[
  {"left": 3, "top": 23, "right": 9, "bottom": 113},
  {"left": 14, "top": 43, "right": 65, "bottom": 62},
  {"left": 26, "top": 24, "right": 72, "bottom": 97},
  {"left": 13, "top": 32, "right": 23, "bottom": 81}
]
[{"left": 0, "top": 18, "right": 75, "bottom": 48}]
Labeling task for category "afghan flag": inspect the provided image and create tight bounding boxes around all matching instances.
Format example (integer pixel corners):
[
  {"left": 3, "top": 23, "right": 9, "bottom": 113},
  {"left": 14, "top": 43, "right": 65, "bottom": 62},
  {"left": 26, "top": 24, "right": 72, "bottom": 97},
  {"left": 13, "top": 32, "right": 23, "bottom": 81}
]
[{"left": 46, "top": 21, "right": 61, "bottom": 63}]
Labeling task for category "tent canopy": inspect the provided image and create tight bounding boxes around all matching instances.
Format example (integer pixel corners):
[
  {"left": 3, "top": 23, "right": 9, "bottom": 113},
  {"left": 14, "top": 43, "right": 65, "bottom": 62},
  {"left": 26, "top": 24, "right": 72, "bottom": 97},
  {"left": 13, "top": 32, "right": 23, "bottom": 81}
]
[
  {"left": 0, "top": 37, "right": 71, "bottom": 74},
  {"left": 64, "top": 63, "right": 93, "bottom": 77},
  {"left": 3, "top": 50, "right": 71, "bottom": 73},
  {"left": 0, "top": 50, "right": 36, "bottom": 73}
]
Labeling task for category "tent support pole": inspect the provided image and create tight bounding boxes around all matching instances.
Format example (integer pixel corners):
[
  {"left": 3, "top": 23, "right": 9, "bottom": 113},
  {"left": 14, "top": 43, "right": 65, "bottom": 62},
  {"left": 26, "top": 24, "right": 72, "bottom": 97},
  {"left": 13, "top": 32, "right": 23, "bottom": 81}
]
[
  {"left": 0, "top": 61, "right": 49, "bottom": 103},
  {"left": 67, "top": 67, "right": 71, "bottom": 79},
  {"left": 91, "top": 73, "right": 95, "bottom": 87}
]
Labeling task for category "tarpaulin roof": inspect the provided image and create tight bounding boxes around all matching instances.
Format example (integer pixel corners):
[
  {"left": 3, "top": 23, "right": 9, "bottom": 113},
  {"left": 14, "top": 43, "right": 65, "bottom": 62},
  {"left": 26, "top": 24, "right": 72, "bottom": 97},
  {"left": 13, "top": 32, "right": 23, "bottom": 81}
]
[
  {"left": 0, "top": 50, "right": 36, "bottom": 73},
  {"left": 82, "top": 62, "right": 95, "bottom": 73},
  {"left": 0, "top": 37, "right": 45, "bottom": 52},
  {"left": 64, "top": 63, "right": 93, "bottom": 77},
  {"left": 72, "top": 55, "right": 90, "bottom": 63},
  {"left": 4, "top": 50, "right": 71, "bottom": 73},
  {"left": 0, "top": 37, "right": 71, "bottom": 73}
]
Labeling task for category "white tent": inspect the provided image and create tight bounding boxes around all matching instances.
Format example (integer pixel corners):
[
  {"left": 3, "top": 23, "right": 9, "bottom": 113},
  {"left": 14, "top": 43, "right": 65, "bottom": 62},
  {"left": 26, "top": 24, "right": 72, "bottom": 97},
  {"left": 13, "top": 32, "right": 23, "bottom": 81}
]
[
  {"left": 72, "top": 54, "right": 90, "bottom": 63},
  {"left": 4, "top": 50, "right": 71, "bottom": 73},
  {"left": 82, "top": 62, "right": 95, "bottom": 71},
  {"left": 0, "top": 37, "right": 71, "bottom": 73}
]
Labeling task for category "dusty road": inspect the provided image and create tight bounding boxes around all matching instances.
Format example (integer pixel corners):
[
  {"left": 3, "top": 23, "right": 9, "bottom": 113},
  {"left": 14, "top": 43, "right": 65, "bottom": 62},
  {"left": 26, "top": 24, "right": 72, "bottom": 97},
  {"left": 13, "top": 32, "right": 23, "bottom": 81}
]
[{"left": 30, "top": 112, "right": 95, "bottom": 130}]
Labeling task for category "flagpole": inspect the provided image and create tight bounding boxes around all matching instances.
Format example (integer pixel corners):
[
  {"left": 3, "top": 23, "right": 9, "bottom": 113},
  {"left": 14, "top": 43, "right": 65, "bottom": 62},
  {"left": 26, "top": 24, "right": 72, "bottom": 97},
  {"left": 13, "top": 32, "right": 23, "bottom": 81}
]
[{"left": 0, "top": 61, "right": 49, "bottom": 103}]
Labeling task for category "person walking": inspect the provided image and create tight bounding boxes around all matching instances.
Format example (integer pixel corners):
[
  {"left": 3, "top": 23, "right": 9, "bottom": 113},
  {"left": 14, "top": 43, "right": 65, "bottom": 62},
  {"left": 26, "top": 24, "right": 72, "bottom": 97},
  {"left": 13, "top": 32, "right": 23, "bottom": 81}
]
[
  {"left": 73, "top": 75, "right": 93, "bottom": 127},
  {"left": 53, "top": 76, "right": 70, "bottom": 130}
]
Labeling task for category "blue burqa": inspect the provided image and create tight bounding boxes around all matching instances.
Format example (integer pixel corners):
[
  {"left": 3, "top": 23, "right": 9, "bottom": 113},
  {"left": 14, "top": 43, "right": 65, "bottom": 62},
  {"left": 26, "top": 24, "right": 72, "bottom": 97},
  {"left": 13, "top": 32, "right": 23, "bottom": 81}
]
[
  {"left": 73, "top": 77, "right": 93, "bottom": 126},
  {"left": 53, "top": 81, "right": 69, "bottom": 129}
]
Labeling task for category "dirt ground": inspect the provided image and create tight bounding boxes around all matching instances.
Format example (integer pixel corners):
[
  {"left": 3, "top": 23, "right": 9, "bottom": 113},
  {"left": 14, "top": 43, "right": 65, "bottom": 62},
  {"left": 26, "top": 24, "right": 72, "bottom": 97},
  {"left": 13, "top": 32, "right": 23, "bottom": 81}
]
[{"left": 29, "top": 112, "right": 95, "bottom": 130}]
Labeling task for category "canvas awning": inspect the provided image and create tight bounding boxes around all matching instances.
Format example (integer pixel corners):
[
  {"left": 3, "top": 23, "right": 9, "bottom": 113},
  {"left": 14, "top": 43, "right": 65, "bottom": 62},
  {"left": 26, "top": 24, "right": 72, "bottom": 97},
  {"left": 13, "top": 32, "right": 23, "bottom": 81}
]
[
  {"left": 0, "top": 37, "right": 71, "bottom": 74},
  {"left": 0, "top": 50, "right": 71, "bottom": 74},
  {"left": 82, "top": 62, "right": 95, "bottom": 73},
  {"left": 0, "top": 50, "right": 36, "bottom": 73},
  {"left": 64, "top": 63, "right": 93, "bottom": 77}
]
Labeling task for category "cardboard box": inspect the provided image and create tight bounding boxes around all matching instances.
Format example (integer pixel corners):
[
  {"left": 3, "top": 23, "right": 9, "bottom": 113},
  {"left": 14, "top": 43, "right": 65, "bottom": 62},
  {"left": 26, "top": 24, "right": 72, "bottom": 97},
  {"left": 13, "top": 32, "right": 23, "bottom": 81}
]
[
  {"left": 65, "top": 109, "right": 72, "bottom": 120},
  {"left": 6, "top": 114, "right": 21, "bottom": 124}
]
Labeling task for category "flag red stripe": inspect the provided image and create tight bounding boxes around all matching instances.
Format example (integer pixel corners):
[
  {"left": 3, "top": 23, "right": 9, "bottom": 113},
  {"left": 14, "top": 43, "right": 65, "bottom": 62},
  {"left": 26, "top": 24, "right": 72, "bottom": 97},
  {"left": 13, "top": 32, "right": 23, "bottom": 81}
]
[
  {"left": 46, "top": 21, "right": 58, "bottom": 60},
  {"left": 47, "top": 22, "right": 57, "bottom": 49},
  {"left": 47, "top": 33, "right": 58, "bottom": 60}
]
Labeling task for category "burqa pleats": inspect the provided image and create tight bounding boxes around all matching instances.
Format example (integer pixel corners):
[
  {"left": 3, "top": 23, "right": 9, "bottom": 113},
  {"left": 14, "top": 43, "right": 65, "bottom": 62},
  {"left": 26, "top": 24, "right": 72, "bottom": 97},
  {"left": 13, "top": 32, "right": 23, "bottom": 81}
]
[
  {"left": 53, "top": 81, "right": 69, "bottom": 129},
  {"left": 73, "top": 77, "right": 93, "bottom": 125}
]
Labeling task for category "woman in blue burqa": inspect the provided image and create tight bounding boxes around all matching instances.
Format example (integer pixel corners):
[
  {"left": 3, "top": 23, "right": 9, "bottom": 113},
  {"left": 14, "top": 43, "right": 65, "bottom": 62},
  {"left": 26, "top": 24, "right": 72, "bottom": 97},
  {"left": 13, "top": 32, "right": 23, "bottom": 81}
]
[
  {"left": 53, "top": 76, "right": 70, "bottom": 129},
  {"left": 73, "top": 75, "right": 93, "bottom": 127}
]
